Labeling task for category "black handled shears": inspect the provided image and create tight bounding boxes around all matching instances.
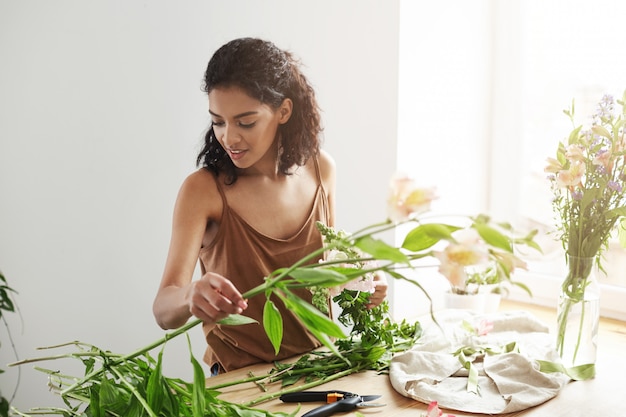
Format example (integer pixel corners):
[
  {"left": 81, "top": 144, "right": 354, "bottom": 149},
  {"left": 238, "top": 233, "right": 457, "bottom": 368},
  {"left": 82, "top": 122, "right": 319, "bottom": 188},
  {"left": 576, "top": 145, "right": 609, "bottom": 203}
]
[{"left": 280, "top": 390, "right": 385, "bottom": 417}]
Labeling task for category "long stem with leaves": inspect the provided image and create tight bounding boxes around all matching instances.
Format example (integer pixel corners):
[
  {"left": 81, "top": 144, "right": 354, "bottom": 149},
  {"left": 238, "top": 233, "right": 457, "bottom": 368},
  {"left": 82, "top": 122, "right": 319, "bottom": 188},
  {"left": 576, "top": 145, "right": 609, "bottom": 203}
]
[{"left": 9, "top": 209, "right": 538, "bottom": 416}]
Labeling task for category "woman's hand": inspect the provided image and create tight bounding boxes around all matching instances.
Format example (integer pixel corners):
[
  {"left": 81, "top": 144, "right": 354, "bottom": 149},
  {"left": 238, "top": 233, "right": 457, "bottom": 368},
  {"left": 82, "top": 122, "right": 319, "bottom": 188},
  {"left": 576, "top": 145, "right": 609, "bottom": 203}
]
[
  {"left": 186, "top": 272, "right": 248, "bottom": 324},
  {"left": 366, "top": 272, "right": 388, "bottom": 309}
]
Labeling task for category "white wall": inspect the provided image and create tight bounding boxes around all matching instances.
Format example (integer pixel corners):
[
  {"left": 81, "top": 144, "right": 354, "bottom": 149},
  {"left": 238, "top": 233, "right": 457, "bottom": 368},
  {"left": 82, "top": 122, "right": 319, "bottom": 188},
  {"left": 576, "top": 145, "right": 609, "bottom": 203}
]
[{"left": 0, "top": 0, "right": 399, "bottom": 410}]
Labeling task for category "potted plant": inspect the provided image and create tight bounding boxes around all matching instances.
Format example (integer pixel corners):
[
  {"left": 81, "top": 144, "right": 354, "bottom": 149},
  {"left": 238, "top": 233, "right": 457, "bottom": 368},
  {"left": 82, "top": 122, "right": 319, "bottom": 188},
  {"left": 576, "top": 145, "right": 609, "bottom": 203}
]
[{"left": 424, "top": 215, "right": 538, "bottom": 313}]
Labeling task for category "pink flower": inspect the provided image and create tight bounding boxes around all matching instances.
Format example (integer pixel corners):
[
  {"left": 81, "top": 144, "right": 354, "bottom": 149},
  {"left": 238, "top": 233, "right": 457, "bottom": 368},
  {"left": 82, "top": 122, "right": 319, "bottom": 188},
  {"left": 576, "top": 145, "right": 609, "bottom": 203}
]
[
  {"left": 565, "top": 144, "right": 585, "bottom": 162},
  {"left": 434, "top": 229, "right": 490, "bottom": 289},
  {"left": 592, "top": 149, "right": 613, "bottom": 171},
  {"left": 490, "top": 251, "right": 528, "bottom": 274},
  {"left": 556, "top": 160, "right": 585, "bottom": 187},
  {"left": 476, "top": 319, "right": 494, "bottom": 336},
  {"left": 544, "top": 157, "right": 563, "bottom": 174},
  {"left": 387, "top": 173, "right": 437, "bottom": 222},
  {"left": 424, "top": 401, "right": 456, "bottom": 417},
  {"left": 324, "top": 250, "right": 377, "bottom": 297}
]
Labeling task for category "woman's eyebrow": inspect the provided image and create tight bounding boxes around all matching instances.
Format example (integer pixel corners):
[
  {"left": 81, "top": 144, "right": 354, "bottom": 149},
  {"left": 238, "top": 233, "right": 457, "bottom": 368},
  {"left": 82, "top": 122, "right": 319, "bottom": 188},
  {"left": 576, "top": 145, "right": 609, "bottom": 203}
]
[{"left": 208, "top": 110, "right": 259, "bottom": 119}]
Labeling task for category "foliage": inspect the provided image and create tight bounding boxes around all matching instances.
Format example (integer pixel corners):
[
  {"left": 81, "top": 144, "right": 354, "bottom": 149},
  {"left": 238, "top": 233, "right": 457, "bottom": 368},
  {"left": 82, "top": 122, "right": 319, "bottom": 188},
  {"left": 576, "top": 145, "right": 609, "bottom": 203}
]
[
  {"left": 11, "top": 339, "right": 296, "bottom": 417},
  {"left": 1, "top": 271, "right": 18, "bottom": 417},
  {"left": 545, "top": 91, "right": 626, "bottom": 272},
  {"left": 8, "top": 284, "right": 420, "bottom": 417}
]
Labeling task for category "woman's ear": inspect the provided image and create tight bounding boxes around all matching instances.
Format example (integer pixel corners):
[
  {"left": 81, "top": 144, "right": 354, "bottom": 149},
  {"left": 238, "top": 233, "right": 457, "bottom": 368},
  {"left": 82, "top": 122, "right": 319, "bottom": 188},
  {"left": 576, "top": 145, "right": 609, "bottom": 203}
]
[{"left": 277, "top": 98, "right": 293, "bottom": 124}]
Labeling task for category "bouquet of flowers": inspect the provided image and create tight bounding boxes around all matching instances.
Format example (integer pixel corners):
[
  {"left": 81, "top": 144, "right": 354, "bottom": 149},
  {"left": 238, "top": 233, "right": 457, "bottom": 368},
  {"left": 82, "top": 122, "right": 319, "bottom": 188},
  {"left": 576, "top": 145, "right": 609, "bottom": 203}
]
[{"left": 545, "top": 91, "right": 626, "bottom": 373}]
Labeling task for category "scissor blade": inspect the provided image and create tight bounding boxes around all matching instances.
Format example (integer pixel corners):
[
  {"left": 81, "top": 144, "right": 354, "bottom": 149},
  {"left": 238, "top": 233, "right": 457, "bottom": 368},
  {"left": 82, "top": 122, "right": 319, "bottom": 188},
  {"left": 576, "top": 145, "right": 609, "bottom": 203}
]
[
  {"left": 359, "top": 394, "right": 381, "bottom": 402},
  {"left": 357, "top": 402, "right": 386, "bottom": 408}
]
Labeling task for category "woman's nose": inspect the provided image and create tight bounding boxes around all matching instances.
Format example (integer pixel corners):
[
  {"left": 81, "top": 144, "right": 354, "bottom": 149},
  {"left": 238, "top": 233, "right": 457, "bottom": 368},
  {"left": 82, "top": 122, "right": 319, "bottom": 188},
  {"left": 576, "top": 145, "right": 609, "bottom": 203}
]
[{"left": 221, "top": 124, "right": 240, "bottom": 147}]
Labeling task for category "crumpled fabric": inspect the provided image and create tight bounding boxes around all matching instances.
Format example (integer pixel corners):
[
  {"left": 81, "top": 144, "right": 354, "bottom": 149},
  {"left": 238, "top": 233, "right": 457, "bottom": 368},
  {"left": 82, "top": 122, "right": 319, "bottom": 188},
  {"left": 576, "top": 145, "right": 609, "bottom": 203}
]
[{"left": 389, "top": 309, "right": 570, "bottom": 414}]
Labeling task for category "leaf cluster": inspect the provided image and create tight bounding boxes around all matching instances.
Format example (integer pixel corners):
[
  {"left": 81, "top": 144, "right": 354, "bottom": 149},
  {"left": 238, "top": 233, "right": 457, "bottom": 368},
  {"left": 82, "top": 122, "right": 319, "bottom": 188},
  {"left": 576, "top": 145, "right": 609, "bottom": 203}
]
[
  {"left": 1, "top": 271, "right": 18, "bottom": 417},
  {"left": 11, "top": 338, "right": 295, "bottom": 417}
]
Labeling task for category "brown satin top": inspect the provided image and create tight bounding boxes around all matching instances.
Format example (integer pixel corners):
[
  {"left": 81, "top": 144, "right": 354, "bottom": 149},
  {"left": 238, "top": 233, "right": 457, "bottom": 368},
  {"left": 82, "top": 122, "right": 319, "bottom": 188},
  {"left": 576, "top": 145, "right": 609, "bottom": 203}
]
[{"left": 198, "top": 159, "right": 330, "bottom": 372}]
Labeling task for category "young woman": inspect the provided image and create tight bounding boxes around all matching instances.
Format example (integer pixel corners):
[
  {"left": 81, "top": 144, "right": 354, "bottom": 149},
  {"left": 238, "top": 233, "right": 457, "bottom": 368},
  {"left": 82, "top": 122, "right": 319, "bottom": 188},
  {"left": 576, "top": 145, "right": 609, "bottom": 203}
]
[{"left": 153, "top": 38, "right": 387, "bottom": 373}]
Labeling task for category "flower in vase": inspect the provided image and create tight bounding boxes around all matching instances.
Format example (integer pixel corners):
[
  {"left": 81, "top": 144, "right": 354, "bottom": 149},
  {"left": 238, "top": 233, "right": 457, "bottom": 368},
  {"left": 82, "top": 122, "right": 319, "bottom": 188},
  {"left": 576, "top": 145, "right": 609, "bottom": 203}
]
[
  {"left": 545, "top": 91, "right": 626, "bottom": 373},
  {"left": 545, "top": 92, "right": 626, "bottom": 265}
]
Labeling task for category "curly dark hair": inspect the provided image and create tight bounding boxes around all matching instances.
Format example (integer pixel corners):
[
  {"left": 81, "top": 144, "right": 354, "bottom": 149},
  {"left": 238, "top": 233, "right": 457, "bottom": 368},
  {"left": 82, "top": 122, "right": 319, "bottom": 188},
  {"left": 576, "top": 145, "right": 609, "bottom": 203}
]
[{"left": 197, "top": 37, "right": 323, "bottom": 184}]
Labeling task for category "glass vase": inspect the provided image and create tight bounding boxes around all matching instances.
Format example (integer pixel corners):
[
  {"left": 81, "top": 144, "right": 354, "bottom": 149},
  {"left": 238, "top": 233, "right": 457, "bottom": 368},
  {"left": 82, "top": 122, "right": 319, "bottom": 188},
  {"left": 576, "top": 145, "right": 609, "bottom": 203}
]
[{"left": 556, "top": 255, "right": 600, "bottom": 372}]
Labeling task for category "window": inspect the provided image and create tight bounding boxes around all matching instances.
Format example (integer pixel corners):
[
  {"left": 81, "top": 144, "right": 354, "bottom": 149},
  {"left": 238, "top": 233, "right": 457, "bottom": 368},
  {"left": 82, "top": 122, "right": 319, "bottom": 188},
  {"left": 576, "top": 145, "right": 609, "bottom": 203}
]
[{"left": 397, "top": 0, "right": 626, "bottom": 320}]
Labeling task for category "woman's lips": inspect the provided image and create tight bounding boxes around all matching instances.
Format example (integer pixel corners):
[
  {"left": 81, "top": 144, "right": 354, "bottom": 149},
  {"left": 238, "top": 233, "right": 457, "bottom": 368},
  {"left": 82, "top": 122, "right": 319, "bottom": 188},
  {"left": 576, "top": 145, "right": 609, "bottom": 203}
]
[{"left": 228, "top": 149, "right": 246, "bottom": 161}]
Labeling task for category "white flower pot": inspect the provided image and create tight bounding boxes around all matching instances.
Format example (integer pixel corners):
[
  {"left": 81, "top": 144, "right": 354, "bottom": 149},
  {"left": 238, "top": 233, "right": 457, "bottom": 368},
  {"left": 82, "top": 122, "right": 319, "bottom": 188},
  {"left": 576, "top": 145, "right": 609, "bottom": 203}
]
[{"left": 443, "top": 290, "right": 501, "bottom": 313}]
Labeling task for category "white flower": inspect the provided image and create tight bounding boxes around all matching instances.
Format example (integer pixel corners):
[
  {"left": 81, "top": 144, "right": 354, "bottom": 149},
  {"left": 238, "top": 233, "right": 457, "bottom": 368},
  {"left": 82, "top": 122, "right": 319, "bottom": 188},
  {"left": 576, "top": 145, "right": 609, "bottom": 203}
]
[{"left": 387, "top": 173, "right": 437, "bottom": 222}]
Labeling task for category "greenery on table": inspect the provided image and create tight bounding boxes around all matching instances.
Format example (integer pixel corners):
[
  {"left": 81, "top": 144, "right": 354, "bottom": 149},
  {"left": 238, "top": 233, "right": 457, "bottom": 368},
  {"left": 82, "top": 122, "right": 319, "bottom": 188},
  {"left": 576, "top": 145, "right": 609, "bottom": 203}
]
[{"left": 9, "top": 287, "right": 419, "bottom": 416}]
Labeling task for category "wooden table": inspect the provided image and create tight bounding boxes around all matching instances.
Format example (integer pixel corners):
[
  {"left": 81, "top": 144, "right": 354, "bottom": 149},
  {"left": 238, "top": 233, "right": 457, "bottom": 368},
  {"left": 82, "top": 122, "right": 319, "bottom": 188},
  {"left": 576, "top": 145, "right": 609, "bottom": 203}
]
[{"left": 207, "top": 300, "right": 626, "bottom": 416}]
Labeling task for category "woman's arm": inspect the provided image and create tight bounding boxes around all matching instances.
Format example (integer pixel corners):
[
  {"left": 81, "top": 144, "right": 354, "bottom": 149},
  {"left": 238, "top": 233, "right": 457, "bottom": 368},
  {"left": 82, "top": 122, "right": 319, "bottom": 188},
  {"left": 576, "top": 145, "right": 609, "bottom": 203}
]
[{"left": 152, "top": 170, "right": 247, "bottom": 329}]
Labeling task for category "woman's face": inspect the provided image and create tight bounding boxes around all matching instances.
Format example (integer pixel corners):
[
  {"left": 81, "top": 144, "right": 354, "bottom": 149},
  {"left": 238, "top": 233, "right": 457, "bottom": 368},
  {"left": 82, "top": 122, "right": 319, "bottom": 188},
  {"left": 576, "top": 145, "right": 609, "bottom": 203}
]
[{"left": 208, "top": 86, "right": 292, "bottom": 172}]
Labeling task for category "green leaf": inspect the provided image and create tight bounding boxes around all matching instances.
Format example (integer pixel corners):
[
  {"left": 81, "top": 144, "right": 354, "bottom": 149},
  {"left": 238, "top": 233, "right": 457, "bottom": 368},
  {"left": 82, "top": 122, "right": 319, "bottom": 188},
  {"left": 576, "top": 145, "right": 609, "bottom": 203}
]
[
  {"left": 607, "top": 206, "right": 626, "bottom": 220},
  {"left": 591, "top": 124, "right": 612, "bottom": 139},
  {"left": 517, "top": 229, "right": 543, "bottom": 253},
  {"left": 146, "top": 349, "right": 165, "bottom": 413},
  {"left": 537, "top": 360, "right": 596, "bottom": 381},
  {"left": 276, "top": 290, "right": 346, "bottom": 359},
  {"left": 402, "top": 223, "right": 461, "bottom": 251},
  {"left": 473, "top": 222, "right": 512, "bottom": 252},
  {"left": 188, "top": 335, "right": 207, "bottom": 417},
  {"left": 0, "top": 397, "right": 9, "bottom": 417},
  {"left": 567, "top": 125, "right": 583, "bottom": 145},
  {"left": 354, "top": 235, "right": 409, "bottom": 263},
  {"left": 280, "top": 291, "right": 345, "bottom": 339},
  {"left": 263, "top": 300, "right": 284, "bottom": 355},
  {"left": 619, "top": 218, "right": 626, "bottom": 248},
  {"left": 90, "top": 384, "right": 102, "bottom": 417},
  {"left": 510, "top": 280, "right": 533, "bottom": 297},
  {"left": 288, "top": 267, "right": 352, "bottom": 287},
  {"left": 218, "top": 314, "right": 258, "bottom": 326},
  {"left": 98, "top": 376, "right": 130, "bottom": 414}
]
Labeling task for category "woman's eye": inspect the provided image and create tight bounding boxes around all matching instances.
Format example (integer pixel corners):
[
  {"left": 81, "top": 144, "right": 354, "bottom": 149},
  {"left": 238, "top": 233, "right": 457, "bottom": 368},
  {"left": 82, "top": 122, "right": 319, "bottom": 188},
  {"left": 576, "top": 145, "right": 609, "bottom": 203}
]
[
  {"left": 239, "top": 121, "right": 256, "bottom": 128},
  {"left": 211, "top": 121, "right": 225, "bottom": 127}
]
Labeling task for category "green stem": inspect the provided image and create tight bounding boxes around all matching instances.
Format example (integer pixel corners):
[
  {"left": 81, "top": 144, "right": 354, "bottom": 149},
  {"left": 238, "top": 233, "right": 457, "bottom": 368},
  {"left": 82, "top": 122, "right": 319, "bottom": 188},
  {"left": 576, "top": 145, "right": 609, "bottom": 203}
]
[
  {"left": 557, "top": 255, "right": 594, "bottom": 362},
  {"left": 206, "top": 362, "right": 347, "bottom": 391},
  {"left": 349, "top": 219, "right": 396, "bottom": 240},
  {"left": 573, "top": 300, "right": 587, "bottom": 362},
  {"left": 243, "top": 243, "right": 337, "bottom": 299},
  {"left": 60, "top": 318, "right": 202, "bottom": 395},
  {"left": 243, "top": 366, "right": 364, "bottom": 407},
  {"left": 556, "top": 297, "right": 572, "bottom": 356},
  {"left": 10, "top": 407, "right": 82, "bottom": 416},
  {"left": 10, "top": 351, "right": 122, "bottom": 367}
]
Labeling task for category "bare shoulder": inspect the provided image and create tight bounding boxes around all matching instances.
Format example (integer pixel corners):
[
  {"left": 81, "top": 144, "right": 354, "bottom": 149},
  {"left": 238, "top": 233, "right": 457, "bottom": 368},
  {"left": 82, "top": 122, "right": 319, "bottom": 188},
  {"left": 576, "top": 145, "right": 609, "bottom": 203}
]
[
  {"left": 317, "top": 149, "right": 336, "bottom": 189},
  {"left": 176, "top": 168, "right": 222, "bottom": 220}
]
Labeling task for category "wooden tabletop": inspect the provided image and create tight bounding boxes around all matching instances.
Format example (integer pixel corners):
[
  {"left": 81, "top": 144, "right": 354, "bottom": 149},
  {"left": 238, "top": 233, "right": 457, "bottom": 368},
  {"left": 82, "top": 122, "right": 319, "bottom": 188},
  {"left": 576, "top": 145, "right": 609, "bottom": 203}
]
[{"left": 207, "top": 300, "right": 626, "bottom": 416}]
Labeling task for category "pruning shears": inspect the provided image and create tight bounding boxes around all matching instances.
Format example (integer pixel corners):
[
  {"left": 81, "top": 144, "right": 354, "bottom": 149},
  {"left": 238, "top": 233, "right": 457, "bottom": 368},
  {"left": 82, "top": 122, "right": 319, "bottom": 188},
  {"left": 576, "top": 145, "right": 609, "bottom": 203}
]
[{"left": 280, "top": 390, "right": 385, "bottom": 417}]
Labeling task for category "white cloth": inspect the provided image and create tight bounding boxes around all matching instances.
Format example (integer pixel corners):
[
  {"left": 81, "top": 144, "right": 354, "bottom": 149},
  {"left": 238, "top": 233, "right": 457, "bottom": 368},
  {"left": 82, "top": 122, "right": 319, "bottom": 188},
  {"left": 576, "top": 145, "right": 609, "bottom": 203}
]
[{"left": 389, "top": 309, "right": 570, "bottom": 414}]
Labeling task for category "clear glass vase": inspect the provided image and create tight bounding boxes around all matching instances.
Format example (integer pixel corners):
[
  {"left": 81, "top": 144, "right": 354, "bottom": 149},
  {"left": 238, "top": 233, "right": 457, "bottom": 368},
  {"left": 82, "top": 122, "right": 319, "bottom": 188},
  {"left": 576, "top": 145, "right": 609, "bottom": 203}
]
[{"left": 556, "top": 255, "right": 600, "bottom": 371}]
